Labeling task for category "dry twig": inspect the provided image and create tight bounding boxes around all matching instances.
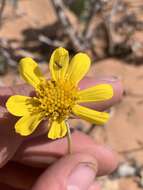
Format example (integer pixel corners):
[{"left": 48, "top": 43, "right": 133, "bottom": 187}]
[
  {"left": 52, "top": 0, "right": 86, "bottom": 51},
  {"left": 104, "top": 0, "right": 121, "bottom": 55},
  {"left": 0, "top": 0, "right": 6, "bottom": 27},
  {"left": 39, "top": 35, "right": 64, "bottom": 47},
  {"left": 84, "top": 0, "right": 101, "bottom": 40}
]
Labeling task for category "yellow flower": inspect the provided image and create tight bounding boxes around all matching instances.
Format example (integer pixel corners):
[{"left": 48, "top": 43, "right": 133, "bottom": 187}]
[{"left": 6, "top": 47, "right": 113, "bottom": 140}]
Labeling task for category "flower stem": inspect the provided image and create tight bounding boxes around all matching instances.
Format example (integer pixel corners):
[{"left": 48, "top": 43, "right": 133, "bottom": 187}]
[{"left": 66, "top": 121, "right": 72, "bottom": 154}]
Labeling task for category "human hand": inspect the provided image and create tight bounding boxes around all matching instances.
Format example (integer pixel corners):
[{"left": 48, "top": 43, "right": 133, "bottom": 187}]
[{"left": 0, "top": 76, "right": 123, "bottom": 190}]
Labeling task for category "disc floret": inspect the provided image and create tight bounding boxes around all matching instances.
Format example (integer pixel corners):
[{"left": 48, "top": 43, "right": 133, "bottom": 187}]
[{"left": 35, "top": 79, "right": 78, "bottom": 122}]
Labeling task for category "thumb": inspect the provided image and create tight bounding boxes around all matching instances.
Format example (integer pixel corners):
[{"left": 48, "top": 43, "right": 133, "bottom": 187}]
[{"left": 32, "top": 153, "right": 99, "bottom": 190}]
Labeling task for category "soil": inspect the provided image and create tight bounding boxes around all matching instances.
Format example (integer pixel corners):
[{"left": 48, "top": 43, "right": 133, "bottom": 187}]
[{"left": 0, "top": 0, "right": 143, "bottom": 189}]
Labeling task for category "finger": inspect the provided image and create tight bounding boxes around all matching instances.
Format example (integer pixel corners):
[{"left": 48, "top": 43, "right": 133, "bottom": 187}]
[
  {"left": 0, "top": 77, "right": 123, "bottom": 111},
  {"left": 0, "top": 85, "right": 42, "bottom": 167},
  {"left": 0, "top": 162, "right": 42, "bottom": 190},
  {"left": 13, "top": 131, "right": 118, "bottom": 176},
  {"left": 0, "top": 76, "right": 123, "bottom": 139},
  {"left": 0, "top": 77, "right": 122, "bottom": 136},
  {"left": 0, "top": 106, "right": 23, "bottom": 168},
  {"left": 79, "top": 76, "right": 123, "bottom": 111},
  {"left": 32, "top": 153, "right": 97, "bottom": 190},
  {"left": 0, "top": 84, "right": 33, "bottom": 107},
  {"left": 0, "top": 77, "right": 122, "bottom": 167},
  {"left": 0, "top": 157, "right": 101, "bottom": 190}
]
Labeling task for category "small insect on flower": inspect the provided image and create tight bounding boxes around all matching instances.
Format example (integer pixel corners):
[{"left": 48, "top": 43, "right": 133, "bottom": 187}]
[{"left": 6, "top": 47, "right": 113, "bottom": 153}]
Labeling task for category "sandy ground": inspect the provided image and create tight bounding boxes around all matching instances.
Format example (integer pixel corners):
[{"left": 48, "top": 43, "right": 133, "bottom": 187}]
[{"left": 0, "top": 0, "right": 143, "bottom": 189}]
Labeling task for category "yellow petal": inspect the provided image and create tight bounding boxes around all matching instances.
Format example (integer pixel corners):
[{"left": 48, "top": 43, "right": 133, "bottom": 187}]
[
  {"left": 66, "top": 53, "right": 91, "bottom": 85},
  {"left": 78, "top": 84, "right": 113, "bottom": 103},
  {"left": 15, "top": 113, "right": 43, "bottom": 136},
  {"left": 19, "top": 57, "right": 44, "bottom": 88},
  {"left": 6, "top": 95, "right": 38, "bottom": 116},
  {"left": 72, "top": 104, "right": 109, "bottom": 125},
  {"left": 49, "top": 47, "right": 69, "bottom": 81},
  {"left": 48, "top": 120, "right": 67, "bottom": 139}
]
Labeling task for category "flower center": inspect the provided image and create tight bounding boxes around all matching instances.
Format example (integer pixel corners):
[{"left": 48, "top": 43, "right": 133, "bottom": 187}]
[{"left": 35, "top": 79, "right": 78, "bottom": 121}]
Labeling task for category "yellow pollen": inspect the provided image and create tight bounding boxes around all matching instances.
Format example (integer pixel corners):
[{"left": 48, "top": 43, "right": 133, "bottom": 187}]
[{"left": 34, "top": 79, "right": 78, "bottom": 121}]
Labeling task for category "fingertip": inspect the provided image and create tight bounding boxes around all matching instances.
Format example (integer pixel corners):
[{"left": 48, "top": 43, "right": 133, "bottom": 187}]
[
  {"left": 15, "top": 131, "right": 118, "bottom": 177},
  {"left": 32, "top": 152, "right": 97, "bottom": 190},
  {"left": 95, "top": 145, "right": 119, "bottom": 176},
  {"left": 79, "top": 77, "right": 123, "bottom": 111}
]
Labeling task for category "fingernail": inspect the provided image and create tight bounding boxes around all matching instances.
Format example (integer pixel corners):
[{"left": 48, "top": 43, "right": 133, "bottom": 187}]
[
  {"left": 67, "top": 163, "right": 96, "bottom": 190},
  {"left": 100, "top": 76, "right": 120, "bottom": 82}
]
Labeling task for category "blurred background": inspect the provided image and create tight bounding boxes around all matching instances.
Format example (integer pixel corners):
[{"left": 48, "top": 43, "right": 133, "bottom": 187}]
[{"left": 0, "top": 0, "right": 143, "bottom": 189}]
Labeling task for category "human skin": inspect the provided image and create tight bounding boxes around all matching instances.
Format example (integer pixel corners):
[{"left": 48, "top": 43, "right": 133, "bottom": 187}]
[{"left": 0, "top": 76, "right": 123, "bottom": 190}]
